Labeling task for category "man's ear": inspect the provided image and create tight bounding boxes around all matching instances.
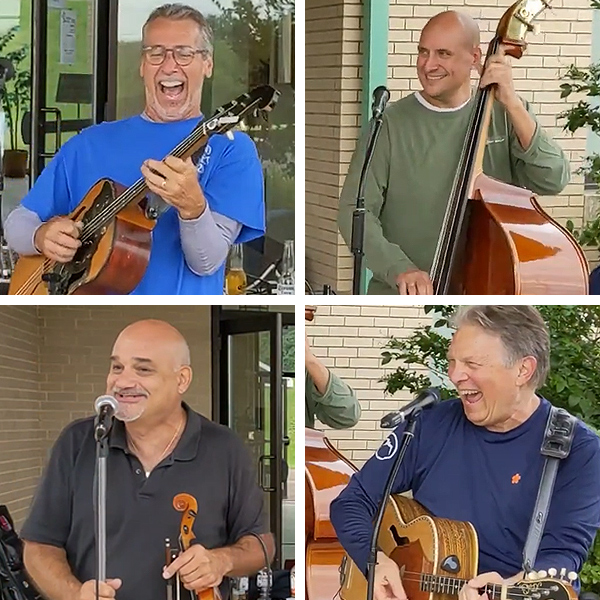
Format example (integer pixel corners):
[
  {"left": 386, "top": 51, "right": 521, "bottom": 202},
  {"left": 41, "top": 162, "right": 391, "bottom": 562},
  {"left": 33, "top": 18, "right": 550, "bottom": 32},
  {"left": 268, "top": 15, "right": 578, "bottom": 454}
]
[
  {"left": 516, "top": 356, "right": 537, "bottom": 388},
  {"left": 473, "top": 46, "right": 483, "bottom": 76},
  {"left": 177, "top": 365, "right": 193, "bottom": 394}
]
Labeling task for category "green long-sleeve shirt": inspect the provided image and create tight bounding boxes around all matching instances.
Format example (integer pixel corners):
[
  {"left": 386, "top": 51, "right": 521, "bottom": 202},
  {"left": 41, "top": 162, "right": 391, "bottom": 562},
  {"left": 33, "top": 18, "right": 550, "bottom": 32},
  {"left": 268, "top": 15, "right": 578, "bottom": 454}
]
[
  {"left": 305, "top": 369, "right": 360, "bottom": 429},
  {"left": 338, "top": 92, "right": 571, "bottom": 294}
]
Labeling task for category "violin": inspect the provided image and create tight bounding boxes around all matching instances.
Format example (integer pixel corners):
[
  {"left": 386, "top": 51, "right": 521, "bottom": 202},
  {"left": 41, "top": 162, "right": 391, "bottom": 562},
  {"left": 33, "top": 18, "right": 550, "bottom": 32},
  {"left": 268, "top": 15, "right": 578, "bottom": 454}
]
[
  {"left": 168, "top": 493, "right": 222, "bottom": 600},
  {"left": 430, "top": 0, "right": 588, "bottom": 295},
  {"left": 306, "top": 306, "right": 316, "bottom": 322}
]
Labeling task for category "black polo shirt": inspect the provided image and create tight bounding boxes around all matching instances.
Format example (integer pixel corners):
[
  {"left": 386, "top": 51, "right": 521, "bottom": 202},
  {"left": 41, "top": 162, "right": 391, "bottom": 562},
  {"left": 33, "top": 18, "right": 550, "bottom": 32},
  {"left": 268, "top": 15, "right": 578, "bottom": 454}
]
[{"left": 21, "top": 403, "right": 268, "bottom": 600}]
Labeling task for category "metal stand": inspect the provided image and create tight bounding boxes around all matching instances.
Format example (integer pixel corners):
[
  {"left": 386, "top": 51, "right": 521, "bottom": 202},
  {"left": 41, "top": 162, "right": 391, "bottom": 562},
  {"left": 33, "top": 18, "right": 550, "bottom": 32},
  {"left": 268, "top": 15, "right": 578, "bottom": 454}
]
[
  {"left": 366, "top": 412, "right": 420, "bottom": 600},
  {"left": 351, "top": 116, "right": 385, "bottom": 295},
  {"left": 94, "top": 429, "right": 109, "bottom": 600}
]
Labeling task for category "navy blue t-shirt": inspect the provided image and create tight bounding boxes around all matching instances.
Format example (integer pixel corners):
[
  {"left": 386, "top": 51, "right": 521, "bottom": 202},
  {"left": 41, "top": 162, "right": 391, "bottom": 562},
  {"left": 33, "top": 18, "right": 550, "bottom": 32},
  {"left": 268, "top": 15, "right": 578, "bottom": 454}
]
[
  {"left": 21, "top": 115, "right": 265, "bottom": 295},
  {"left": 330, "top": 398, "right": 600, "bottom": 580}
]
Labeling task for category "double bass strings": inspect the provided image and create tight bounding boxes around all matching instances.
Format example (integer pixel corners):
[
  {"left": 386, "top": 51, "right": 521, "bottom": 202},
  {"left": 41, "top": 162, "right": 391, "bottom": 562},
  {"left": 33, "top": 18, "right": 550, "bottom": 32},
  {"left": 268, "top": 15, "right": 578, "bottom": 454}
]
[{"left": 432, "top": 36, "right": 500, "bottom": 293}]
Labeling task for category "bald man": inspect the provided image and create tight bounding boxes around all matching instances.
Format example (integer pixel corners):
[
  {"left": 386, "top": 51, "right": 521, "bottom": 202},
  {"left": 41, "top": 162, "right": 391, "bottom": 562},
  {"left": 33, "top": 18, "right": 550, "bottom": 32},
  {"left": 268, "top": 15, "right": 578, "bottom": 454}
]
[
  {"left": 20, "top": 320, "right": 274, "bottom": 600},
  {"left": 338, "top": 10, "right": 570, "bottom": 295}
]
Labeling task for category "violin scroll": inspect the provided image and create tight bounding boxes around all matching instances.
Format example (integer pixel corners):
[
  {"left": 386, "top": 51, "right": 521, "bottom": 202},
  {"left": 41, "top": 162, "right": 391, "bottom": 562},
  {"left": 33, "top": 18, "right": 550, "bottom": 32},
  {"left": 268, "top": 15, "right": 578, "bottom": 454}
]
[{"left": 174, "top": 493, "right": 198, "bottom": 550}]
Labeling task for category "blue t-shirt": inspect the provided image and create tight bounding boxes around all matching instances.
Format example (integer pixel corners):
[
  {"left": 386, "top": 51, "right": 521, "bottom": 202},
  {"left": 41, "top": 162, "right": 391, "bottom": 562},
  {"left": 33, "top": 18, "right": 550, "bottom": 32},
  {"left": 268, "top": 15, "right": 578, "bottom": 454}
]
[
  {"left": 21, "top": 115, "right": 265, "bottom": 294},
  {"left": 330, "top": 398, "right": 600, "bottom": 581}
]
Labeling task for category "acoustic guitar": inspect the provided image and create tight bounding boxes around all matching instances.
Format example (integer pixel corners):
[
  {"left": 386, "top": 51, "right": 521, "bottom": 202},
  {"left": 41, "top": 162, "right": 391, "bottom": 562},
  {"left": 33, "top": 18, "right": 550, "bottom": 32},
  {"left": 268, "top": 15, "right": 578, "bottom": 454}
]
[
  {"left": 339, "top": 495, "right": 578, "bottom": 600},
  {"left": 8, "top": 85, "right": 279, "bottom": 295}
]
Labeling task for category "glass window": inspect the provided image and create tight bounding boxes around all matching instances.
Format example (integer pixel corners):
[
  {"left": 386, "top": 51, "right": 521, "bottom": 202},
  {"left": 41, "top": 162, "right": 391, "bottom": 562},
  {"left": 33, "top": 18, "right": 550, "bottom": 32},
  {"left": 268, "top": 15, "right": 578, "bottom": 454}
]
[{"left": 116, "top": 1, "right": 295, "bottom": 259}]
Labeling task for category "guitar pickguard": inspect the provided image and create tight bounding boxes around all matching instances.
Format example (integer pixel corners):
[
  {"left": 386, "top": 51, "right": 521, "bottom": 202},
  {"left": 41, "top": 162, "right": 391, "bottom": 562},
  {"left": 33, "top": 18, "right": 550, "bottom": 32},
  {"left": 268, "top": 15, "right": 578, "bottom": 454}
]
[{"left": 45, "top": 181, "right": 117, "bottom": 294}]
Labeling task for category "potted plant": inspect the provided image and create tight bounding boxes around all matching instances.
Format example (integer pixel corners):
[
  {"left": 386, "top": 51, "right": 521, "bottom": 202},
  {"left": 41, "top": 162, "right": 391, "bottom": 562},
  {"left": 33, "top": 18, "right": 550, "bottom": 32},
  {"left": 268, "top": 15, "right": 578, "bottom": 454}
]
[{"left": 0, "top": 25, "right": 31, "bottom": 178}]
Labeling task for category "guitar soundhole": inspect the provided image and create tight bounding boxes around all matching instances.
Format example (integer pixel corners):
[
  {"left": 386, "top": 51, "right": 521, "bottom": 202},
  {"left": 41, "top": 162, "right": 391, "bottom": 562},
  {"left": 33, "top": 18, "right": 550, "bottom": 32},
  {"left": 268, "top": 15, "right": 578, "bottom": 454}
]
[{"left": 389, "top": 525, "right": 410, "bottom": 547}]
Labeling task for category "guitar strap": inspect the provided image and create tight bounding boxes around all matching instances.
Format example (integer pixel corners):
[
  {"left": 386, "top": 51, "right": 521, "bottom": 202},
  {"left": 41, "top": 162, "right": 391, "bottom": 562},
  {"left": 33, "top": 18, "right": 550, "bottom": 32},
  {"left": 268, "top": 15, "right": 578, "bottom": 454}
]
[{"left": 522, "top": 406, "right": 577, "bottom": 574}]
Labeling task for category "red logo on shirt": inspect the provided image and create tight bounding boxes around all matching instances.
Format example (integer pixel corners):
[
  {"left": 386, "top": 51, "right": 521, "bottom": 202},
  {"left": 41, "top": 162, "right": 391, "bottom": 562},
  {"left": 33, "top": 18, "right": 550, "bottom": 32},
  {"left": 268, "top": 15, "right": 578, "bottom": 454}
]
[{"left": 511, "top": 473, "right": 521, "bottom": 484}]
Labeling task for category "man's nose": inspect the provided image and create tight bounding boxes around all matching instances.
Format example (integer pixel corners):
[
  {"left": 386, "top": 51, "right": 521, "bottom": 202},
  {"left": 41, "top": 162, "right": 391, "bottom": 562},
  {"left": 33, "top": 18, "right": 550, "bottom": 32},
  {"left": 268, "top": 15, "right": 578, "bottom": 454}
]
[
  {"left": 161, "top": 50, "right": 180, "bottom": 72},
  {"left": 424, "top": 55, "right": 440, "bottom": 72},
  {"left": 449, "top": 365, "right": 468, "bottom": 384}
]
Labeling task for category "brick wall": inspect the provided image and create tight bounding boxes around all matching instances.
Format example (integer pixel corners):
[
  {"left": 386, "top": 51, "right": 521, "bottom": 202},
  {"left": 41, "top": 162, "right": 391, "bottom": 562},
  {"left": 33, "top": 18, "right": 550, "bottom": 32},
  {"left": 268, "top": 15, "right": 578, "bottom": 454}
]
[
  {"left": 306, "top": 0, "right": 363, "bottom": 292},
  {"left": 0, "top": 307, "right": 43, "bottom": 526},
  {"left": 306, "top": 0, "right": 594, "bottom": 292},
  {"left": 306, "top": 304, "right": 430, "bottom": 465},
  {"left": 0, "top": 306, "right": 212, "bottom": 527},
  {"left": 36, "top": 306, "right": 212, "bottom": 456}
]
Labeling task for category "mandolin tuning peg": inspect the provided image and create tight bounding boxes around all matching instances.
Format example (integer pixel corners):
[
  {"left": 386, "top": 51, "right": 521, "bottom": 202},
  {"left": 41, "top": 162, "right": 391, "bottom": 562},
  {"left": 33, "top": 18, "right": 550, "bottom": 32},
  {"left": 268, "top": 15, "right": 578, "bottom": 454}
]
[
  {"left": 527, "top": 572, "right": 539, "bottom": 580},
  {"left": 548, "top": 568, "right": 557, "bottom": 578},
  {"left": 567, "top": 572, "right": 578, "bottom": 583},
  {"left": 537, "top": 571, "right": 548, "bottom": 579},
  {"left": 559, "top": 568, "right": 567, "bottom": 580},
  {"left": 531, "top": 24, "right": 541, "bottom": 35}
]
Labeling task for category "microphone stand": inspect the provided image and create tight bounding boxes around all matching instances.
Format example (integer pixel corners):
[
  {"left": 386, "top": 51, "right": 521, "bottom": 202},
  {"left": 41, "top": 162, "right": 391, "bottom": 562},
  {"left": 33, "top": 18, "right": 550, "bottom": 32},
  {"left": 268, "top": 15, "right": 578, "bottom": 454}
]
[
  {"left": 366, "top": 411, "right": 421, "bottom": 600},
  {"left": 94, "top": 423, "right": 110, "bottom": 600},
  {"left": 351, "top": 111, "right": 386, "bottom": 296}
]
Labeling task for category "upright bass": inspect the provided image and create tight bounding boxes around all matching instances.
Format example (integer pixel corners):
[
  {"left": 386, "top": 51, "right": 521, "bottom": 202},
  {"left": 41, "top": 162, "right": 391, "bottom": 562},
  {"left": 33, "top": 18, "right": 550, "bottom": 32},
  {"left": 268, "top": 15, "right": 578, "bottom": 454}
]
[{"left": 430, "top": 0, "right": 588, "bottom": 295}]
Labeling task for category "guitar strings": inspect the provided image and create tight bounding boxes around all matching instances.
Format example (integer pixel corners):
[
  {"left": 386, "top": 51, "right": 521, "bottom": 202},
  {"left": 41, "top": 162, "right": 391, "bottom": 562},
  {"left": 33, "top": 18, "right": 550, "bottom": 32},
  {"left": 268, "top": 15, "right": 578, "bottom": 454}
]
[
  {"left": 376, "top": 571, "right": 564, "bottom": 599},
  {"left": 14, "top": 258, "right": 55, "bottom": 294}
]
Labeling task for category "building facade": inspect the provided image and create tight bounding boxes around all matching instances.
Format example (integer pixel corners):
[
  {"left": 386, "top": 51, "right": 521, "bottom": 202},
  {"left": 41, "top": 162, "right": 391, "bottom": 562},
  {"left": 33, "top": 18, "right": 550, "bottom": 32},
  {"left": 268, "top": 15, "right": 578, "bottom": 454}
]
[{"left": 306, "top": 304, "right": 429, "bottom": 465}]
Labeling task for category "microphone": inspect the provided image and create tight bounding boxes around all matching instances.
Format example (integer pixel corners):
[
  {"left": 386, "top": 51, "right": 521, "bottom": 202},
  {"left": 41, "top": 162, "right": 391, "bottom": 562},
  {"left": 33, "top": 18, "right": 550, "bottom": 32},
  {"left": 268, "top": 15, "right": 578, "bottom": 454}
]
[
  {"left": 380, "top": 388, "right": 441, "bottom": 429},
  {"left": 371, "top": 85, "right": 390, "bottom": 120},
  {"left": 94, "top": 395, "right": 119, "bottom": 441}
]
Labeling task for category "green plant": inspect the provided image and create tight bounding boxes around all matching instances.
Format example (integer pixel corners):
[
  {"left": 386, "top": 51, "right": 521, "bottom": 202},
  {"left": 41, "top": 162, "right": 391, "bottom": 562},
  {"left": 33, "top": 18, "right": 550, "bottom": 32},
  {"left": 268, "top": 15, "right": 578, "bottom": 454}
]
[
  {"left": 559, "top": 5, "right": 600, "bottom": 254},
  {"left": 0, "top": 26, "right": 31, "bottom": 150},
  {"left": 380, "top": 305, "right": 600, "bottom": 592}
]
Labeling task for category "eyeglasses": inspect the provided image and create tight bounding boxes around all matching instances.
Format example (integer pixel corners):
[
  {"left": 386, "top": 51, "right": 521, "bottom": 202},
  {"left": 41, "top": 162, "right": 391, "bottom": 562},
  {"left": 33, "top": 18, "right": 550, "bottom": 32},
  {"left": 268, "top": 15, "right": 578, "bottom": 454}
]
[{"left": 142, "top": 45, "right": 209, "bottom": 66}]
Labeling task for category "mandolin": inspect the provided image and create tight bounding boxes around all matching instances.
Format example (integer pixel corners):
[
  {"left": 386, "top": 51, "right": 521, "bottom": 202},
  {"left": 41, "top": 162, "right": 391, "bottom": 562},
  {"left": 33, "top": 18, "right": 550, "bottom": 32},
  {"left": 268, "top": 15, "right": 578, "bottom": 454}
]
[
  {"left": 8, "top": 85, "right": 279, "bottom": 295},
  {"left": 339, "top": 495, "right": 578, "bottom": 600}
]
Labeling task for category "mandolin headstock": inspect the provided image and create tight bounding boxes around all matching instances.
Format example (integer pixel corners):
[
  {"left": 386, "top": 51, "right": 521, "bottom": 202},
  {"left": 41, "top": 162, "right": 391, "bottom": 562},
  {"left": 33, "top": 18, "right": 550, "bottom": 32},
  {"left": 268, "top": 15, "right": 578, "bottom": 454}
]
[
  {"left": 495, "top": 0, "right": 551, "bottom": 58},
  {"left": 507, "top": 569, "right": 579, "bottom": 600}
]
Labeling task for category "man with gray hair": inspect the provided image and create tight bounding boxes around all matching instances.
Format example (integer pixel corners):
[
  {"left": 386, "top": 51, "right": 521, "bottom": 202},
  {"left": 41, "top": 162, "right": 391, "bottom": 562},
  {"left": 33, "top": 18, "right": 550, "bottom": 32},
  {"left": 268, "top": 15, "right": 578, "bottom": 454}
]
[
  {"left": 5, "top": 3, "right": 264, "bottom": 294},
  {"left": 331, "top": 306, "right": 600, "bottom": 600}
]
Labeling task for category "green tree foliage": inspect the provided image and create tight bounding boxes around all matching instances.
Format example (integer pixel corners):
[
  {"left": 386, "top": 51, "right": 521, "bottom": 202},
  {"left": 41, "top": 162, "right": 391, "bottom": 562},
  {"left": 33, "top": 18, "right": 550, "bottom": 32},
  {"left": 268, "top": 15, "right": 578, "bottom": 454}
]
[
  {"left": 0, "top": 25, "right": 31, "bottom": 150},
  {"left": 559, "top": 3, "right": 600, "bottom": 250},
  {"left": 380, "top": 305, "right": 600, "bottom": 591}
]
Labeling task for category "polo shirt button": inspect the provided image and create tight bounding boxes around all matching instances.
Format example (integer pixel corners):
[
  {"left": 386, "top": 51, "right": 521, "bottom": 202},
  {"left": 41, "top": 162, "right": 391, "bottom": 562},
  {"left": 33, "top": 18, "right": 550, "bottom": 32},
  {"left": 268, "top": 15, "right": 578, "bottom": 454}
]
[{"left": 135, "top": 469, "right": 142, "bottom": 475}]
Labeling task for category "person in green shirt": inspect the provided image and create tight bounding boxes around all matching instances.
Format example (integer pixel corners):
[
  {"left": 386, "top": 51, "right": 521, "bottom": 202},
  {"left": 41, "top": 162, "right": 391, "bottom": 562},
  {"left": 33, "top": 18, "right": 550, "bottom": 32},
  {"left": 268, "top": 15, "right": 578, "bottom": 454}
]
[
  {"left": 305, "top": 331, "right": 360, "bottom": 429},
  {"left": 338, "top": 10, "right": 570, "bottom": 295}
]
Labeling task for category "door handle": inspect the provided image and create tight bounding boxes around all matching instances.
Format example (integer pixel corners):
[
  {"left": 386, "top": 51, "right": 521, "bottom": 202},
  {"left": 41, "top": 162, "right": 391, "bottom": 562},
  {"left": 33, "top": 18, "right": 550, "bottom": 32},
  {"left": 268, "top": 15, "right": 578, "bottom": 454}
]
[
  {"left": 258, "top": 454, "right": 276, "bottom": 492},
  {"left": 40, "top": 107, "right": 63, "bottom": 157}
]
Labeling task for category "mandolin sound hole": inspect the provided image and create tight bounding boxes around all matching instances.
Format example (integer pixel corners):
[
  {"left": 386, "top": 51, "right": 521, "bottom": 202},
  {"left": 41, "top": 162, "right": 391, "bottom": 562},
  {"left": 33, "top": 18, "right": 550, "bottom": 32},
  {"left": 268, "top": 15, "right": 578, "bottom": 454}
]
[{"left": 389, "top": 525, "right": 410, "bottom": 547}]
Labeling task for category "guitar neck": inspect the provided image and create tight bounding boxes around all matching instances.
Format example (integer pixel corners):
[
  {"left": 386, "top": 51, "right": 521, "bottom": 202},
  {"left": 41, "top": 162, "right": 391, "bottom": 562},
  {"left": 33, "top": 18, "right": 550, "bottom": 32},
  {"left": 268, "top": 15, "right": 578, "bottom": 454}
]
[
  {"left": 420, "top": 573, "right": 520, "bottom": 600},
  {"left": 85, "top": 119, "right": 211, "bottom": 237}
]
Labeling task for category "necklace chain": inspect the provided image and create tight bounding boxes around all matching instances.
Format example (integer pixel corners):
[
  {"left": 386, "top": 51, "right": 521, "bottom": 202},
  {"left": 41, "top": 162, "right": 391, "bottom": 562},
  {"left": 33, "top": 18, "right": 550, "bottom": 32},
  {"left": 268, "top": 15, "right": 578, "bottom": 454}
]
[{"left": 127, "top": 415, "right": 185, "bottom": 476}]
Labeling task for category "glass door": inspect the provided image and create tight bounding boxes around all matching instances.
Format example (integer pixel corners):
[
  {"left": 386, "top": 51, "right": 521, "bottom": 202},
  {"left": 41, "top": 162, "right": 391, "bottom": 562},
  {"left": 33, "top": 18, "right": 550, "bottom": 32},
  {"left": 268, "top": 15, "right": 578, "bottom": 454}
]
[
  {"left": 212, "top": 307, "right": 295, "bottom": 567},
  {"left": 29, "top": 0, "right": 112, "bottom": 181},
  {"left": 113, "top": 0, "right": 295, "bottom": 280}
]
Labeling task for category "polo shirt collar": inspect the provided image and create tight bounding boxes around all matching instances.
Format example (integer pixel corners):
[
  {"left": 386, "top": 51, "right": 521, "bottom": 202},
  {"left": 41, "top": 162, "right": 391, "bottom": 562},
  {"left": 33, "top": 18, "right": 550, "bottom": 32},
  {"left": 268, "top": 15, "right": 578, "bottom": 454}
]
[{"left": 108, "top": 402, "right": 202, "bottom": 462}]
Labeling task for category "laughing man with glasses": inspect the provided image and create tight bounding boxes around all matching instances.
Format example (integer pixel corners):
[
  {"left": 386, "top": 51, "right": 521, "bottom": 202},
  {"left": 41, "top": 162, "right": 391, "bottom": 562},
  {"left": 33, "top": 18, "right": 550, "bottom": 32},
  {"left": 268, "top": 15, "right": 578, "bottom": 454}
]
[{"left": 5, "top": 3, "right": 265, "bottom": 295}]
